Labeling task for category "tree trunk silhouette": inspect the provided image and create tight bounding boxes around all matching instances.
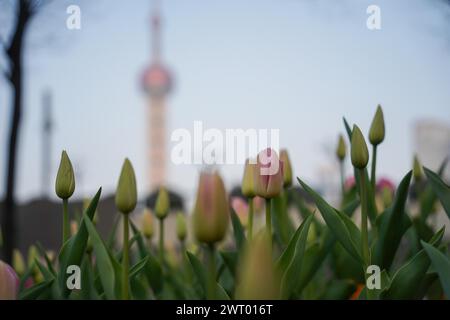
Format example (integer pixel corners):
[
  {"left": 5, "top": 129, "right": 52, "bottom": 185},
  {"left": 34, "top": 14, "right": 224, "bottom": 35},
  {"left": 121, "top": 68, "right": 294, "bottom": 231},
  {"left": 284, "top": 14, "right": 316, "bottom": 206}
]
[{"left": 1, "top": 0, "right": 34, "bottom": 263}]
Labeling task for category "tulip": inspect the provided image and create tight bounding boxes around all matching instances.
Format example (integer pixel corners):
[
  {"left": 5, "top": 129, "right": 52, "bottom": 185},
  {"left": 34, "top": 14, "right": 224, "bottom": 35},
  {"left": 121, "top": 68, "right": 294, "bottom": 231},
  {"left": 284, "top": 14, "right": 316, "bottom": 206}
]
[
  {"left": 55, "top": 150, "right": 75, "bottom": 244},
  {"left": 351, "top": 126, "right": 369, "bottom": 170},
  {"left": 193, "top": 171, "right": 230, "bottom": 300},
  {"left": 115, "top": 158, "right": 137, "bottom": 215},
  {"left": 235, "top": 231, "right": 280, "bottom": 299},
  {"left": 0, "top": 260, "right": 19, "bottom": 300},
  {"left": 231, "top": 197, "right": 249, "bottom": 227},
  {"left": 193, "top": 172, "right": 230, "bottom": 244},
  {"left": 12, "top": 249, "right": 25, "bottom": 277},
  {"left": 279, "top": 149, "right": 293, "bottom": 187},
  {"left": 115, "top": 158, "right": 137, "bottom": 300},
  {"left": 176, "top": 212, "right": 187, "bottom": 242},
  {"left": 254, "top": 148, "right": 283, "bottom": 246},
  {"left": 369, "top": 105, "right": 385, "bottom": 191},
  {"left": 154, "top": 186, "right": 170, "bottom": 265},
  {"left": 336, "top": 134, "right": 347, "bottom": 195},
  {"left": 70, "top": 220, "right": 78, "bottom": 236},
  {"left": 141, "top": 208, "right": 154, "bottom": 240}
]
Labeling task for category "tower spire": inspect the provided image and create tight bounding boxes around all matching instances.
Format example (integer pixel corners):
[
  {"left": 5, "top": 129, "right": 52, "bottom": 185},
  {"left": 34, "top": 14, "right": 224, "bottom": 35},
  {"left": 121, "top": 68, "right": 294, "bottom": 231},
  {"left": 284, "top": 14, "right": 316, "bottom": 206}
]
[{"left": 151, "top": 0, "right": 161, "bottom": 62}]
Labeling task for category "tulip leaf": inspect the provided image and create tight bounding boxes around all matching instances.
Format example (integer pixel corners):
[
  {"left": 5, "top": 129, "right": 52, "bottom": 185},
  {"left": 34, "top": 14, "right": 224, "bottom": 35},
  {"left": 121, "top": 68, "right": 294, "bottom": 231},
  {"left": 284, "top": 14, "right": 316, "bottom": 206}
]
[
  {"left": 298, "top": 177, "right": 363, "bottom": 264},
  {"left": 220, "top": 250, "right": 238, "bottom": 278},
  {"left": 421, "top": 240, "right": 450, "bottom": 298},
  {"left": 230, "top": 208, "right": 246, "bottom": 250},
  {"left": 420, "top": 158, "right": 448, "bottom": 221},
  {"left": 129, "top": 220, "right": 163, "bottom": 295},
  {"left": 273, "top": 193, "right": 295, "bottom": 246},
  {"left": 130, "top": 256, "right": 149, "bottom": 280},
  {"left": 424, "top": 167, "right": 450, "bottom": 220},
  {"left": 280, "top": 214, "right": 313, "bottom": 298},
  {"left": 373, "top": 171, "right": 412, "bottom": 270},
  {"left": 19, "top": 279, "right": 54, "bottom": 300},
  {"left": 58, "top": 188, "right": 102, "bottom": 297},
  {"left": 381, "top": 226, "right": 445, "bottom": 299},
  {"left": 186, "top": 251, "right": 208, "bottom": 296},
  {"left": 84, "top": 212, "right": 117, "bottom": 300}
]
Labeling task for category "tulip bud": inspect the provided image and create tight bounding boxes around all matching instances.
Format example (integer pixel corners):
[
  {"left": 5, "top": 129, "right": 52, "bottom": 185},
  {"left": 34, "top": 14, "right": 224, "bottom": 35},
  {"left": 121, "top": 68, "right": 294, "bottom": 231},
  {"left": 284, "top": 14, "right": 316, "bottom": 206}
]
[
  {"left": 241, "top": 159, "right": 257, "bottom": 198},
  {"left": 176, "top": 212, "right": 187, "bottom": 242},
  {"left": 70, "top": 220, "right": 78, "bottom": 236},
  {"left": 55, "top": 150, "right": 75, "bottom": 199},
  {"left": 255, "top": 148, "right": 284, "bottom": 199},
  {"left": 0, "top": 260, "right": 19, "bottom": 300},
  {"left": 351, "top": 126, "right": 369, "bottom": 169},
  {"left": 235, "top": 231, "right": 280, "bottom": 299},
  {"left": 155, "top": 187, "right": 170, "bottom": 219},
  {"left": 115, "top": 158, "right": 137, "bottom": 214},
  {"left": 336, "top": 134, "right": 347, "bottom": 161},
  {"left": 279, "top": 149, "right": 293, "bottom": 187},
  {"left": 141, "top": 208, "right": 154, "bottom": 239},
  {"left": 369, "top": 105, "right": 385, "bottom": 146},
  {"left": 193, "top": 172, "right": 230, "bottom": 244},
  {"left": 231, "top": 197, "right": 248, "bottom": 227},
  {"left": 413, "top": 155, "right": 423, "bottom": 181},
  {"left": 382, "top": 186, "right": 393, "bottom": 208},
  {"left": 12, "top": 249, "right": 25, "bottom": 276}
]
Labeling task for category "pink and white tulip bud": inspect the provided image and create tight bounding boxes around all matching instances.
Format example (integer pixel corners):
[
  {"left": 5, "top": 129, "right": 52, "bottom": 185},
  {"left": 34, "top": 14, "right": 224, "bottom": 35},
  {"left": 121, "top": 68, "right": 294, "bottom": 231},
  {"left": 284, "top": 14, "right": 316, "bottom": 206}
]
[
  {"left": 231, "top": 197, "right": 249, "bottom": 227},
  {"left": 193, "top": 171, "right": 230, "bottom": 244},
  {"left": 0, "top": 260, "right": 19, "bottom": 300},
  {"left": 255, "top": 148, "right": 284, "bottom": 199}
]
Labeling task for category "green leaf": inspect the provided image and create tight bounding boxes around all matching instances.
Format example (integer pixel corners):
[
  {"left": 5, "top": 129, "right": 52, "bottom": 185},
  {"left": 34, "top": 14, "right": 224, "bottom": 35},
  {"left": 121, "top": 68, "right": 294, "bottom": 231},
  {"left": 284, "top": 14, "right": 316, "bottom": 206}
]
[
  {"left": 19, "top": 280, "right": 54, "bottom": 300},
  {"left": 186, "top": 251, "right": 207, "bottom": 295},
  {"left": 373, "top": 171, "right": 412, "bottom": 269},
  {"left": 272, "top": 192, "right": 295, "bottom": 246},
  {"left": 424, "top": 167, "right": 450, "bottom": 220},
  {"left": 297, "top": 177, "right": 363, "bottom": 264},
  {"left": 279, "top": 214, "right": 313, "bottom": 298},
  {"left": 58, "top": 188, "right": 102, "bottom": 297},
  {"left": 230, "top": 208, "right": 246, "bottom": 250},
  {"left": 421, "top": 240, "right": 450, "bottom": 299},
  {"left": 84, "top": 212, "right": 117, "bottom": 300},
  {"left": 130, "top": 256, "right": 149, "bottom": 280},
  {"left": 220, "top": 251, "right": 239, "bottom": 278},
  {"left": 381, "top": 226, "right": 445, "bottom": 299}
]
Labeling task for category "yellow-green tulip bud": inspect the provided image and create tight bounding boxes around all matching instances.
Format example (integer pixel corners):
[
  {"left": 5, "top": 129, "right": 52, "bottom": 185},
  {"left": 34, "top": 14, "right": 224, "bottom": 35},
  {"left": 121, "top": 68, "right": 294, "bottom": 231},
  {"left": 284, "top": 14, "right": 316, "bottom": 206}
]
[
  {"left": 176, "top": 212, "right": 187, "bottom": 242},
  {"left": 369, "top": 105, "right": 385, "bottom": 146},
  {"left": 351, "top": 125, "right": 369, "bottom": 169},
  {"left": 336, "top": 134, "right": 347, "bottom": 161},
  {"left": 55, "top": 150, "right": 75, "bottom": 199},
  {"left": 413, "top": 155, "right": 423, "bottom": 181},
  {"left": 193, "top": 172, "right": 230, "bottom": 244},
  {"left": 235, "top": 231, "right": 280, "bottom": 299},
  {"left": 115, "top": 158, "right": 137, "bottom": 214},
  {"left": 155, "top": 186, "right": 170, "bottom": 219},
  {"left": 280, "top": 149, "right": 293, "bottom": 187},
  {"left": 382, "top": 186, "right": 393, "bottom": 208},
  {"left": 241, "top": 159, "right": 257, "bottom": 198},
  {"left": 141, "top": 208, "right": 154, "bottom": 239},
  {"left": 12, "top": 249, "right": 25, "bottom": 276}
]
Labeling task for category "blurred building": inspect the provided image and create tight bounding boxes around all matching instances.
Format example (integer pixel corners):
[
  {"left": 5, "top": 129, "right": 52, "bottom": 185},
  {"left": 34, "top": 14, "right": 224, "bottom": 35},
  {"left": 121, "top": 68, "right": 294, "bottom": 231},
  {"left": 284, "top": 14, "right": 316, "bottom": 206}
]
[{"left": 414, "top": 119, "right": 450, "bottom": 180}]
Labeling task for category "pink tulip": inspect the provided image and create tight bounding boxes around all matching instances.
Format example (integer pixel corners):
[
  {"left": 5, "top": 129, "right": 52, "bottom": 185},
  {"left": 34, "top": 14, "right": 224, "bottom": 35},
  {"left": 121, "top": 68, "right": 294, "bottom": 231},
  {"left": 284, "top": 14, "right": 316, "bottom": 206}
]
[
  {"left": 231, "top": 197, "right": 249, "bottom": 227},
  {"left": 255, "top": 148, "right": 284, "bottom": 199},
  {"left": 0, "top": 260, "right": 19, "bottom": 300}
]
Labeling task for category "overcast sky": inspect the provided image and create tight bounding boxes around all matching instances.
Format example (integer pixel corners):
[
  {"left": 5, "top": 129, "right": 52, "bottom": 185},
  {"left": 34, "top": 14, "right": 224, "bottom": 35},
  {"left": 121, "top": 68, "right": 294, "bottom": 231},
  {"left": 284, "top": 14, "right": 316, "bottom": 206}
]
[{"left": 1, "top": 0, "right": 450, "bottom": 206}]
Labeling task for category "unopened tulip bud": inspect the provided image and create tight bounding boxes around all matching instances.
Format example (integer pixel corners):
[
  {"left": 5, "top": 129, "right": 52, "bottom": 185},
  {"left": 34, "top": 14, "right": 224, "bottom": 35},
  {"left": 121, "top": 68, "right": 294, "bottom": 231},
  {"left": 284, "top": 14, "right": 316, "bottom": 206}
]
[
  {"left": 155, "top": 187, "right": 170, "bottom": 219},
  {"left": 255, "top": 148, "right": 284, "bottom": 199},
  {"left": 336, "top": 134, "right": 347, "bottom": 161},
  {"left": 55, "top": 150, "right": 75, "bottom": 199},
  {"left": 369, "top": 105, "right": 385, "bottom": 146},
  {"left": 0, "top": 260, "right": 19, "bottom": 300},
  {"left": 115, "top": 158, "right": 137, "bottom": 214},
  {"left": 241, "top": 159, "right": 257, "bottom": 198},
  {"left": 193, "top": 172, "right": 230, "bottom": 244},
  {"left": 280, "top": 149, "right": 293, "bottom": 187},
  {"left": 382, "top": 186, "right": 393, "bottom": 208},
  {"left": 351, "top": 126, "right": 369, "bottom": 169},
  {"left": 176, "top": 212, "right": 187, "bottom": 242},
  {"left": 235, "top": 231, "right": 280, "bottom": 299},
  {"left": 413, "top": 155, "right": 423, "bottom": 181},
  {"left": 141, "top": 209, "right": 154, "bottom": 239},
  {"left": 12, "top": 249, "right": 25, "bottom": 276},
  {"left": 231, "top": 197, "right": 248, "bottom": 227},
  {"left": 70, "top": 220, "right": 78, "bottom": 236},
  {"left": 27, "top": 245, "right": 39, "bottom": 271}
]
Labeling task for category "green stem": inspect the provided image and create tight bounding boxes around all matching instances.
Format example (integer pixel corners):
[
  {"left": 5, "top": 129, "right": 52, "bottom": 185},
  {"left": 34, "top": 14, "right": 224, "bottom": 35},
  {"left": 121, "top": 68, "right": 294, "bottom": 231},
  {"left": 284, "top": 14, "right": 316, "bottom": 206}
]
[
  {"left": 358, "top": 169, "right": 370, "bottom": 267},
  {"left": 159, "top": 218, "right": 165, "bottom": 266},
  {"left": 62, "top": 198, "right": 70, "bottom": 244},
  {"left": 122, "top": 214, "right": 130, "bottom": 300},
  {"left": 339, "top": 160, "right": 345, "bottom": 200},
  {"left": 248, "top": 197, "right": 254, "bottom": 240},
  {"left": 370, "top": 145, "right": 377, "bottom": 192},
  {"left": 265, "top": 198, "right": 272, "bottom": 247},
  {"left": 207, "top": 244, "right": 216, "bottom": 300}
]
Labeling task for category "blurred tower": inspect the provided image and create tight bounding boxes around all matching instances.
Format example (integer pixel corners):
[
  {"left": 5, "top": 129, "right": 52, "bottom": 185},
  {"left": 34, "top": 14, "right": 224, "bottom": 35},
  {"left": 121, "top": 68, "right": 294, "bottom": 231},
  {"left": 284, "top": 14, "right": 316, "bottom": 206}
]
[
  {"left": 41, "top": 90, "right": 53, "bottom": 198},
  {"left": 142, "top": 0, "right": 173, "bottom": 191}
]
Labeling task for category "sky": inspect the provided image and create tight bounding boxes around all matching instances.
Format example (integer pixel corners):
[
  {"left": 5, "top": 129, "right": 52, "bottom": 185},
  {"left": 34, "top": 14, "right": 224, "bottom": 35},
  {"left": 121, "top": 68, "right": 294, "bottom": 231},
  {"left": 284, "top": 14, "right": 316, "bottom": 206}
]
[{"left": 1, "top": 0, "right": 450, "bottom": 207}]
